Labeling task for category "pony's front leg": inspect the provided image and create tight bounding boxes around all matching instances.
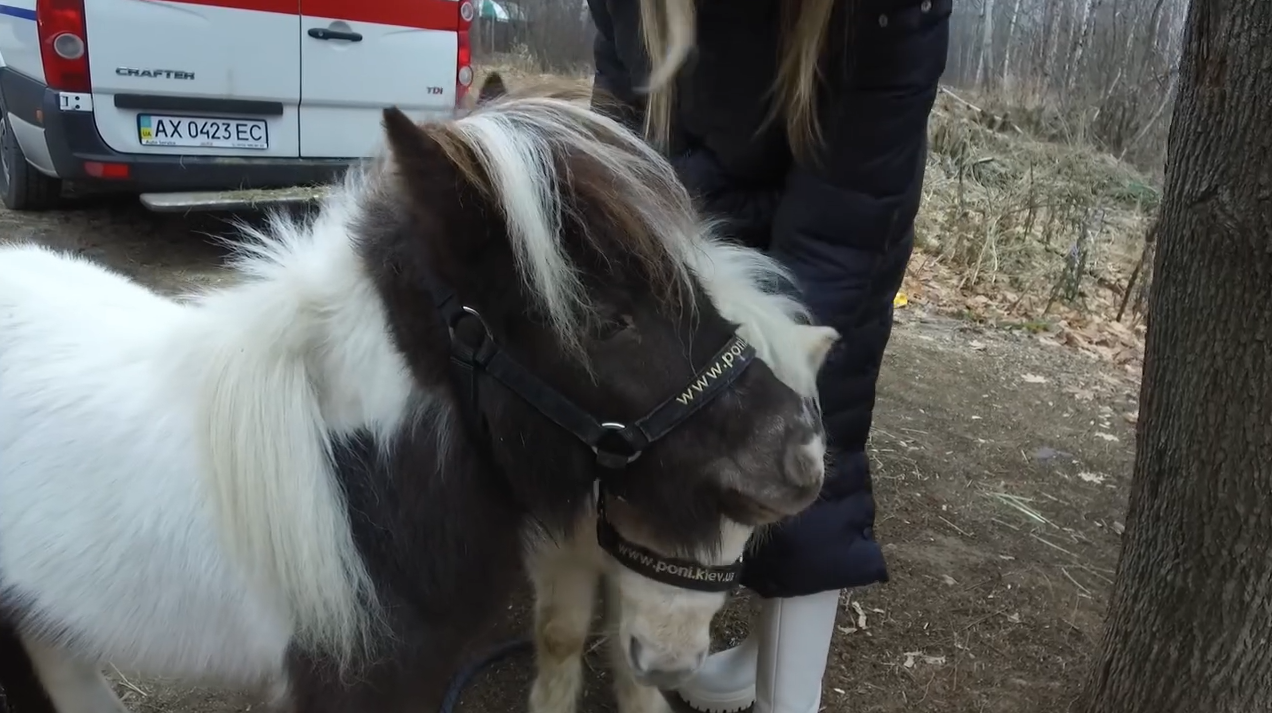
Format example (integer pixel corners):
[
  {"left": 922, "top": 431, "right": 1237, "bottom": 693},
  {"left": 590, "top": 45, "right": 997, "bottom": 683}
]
[
  {"left": 603, "top": 592, "right": 670, "bottom": 713},
  {"left": 20, "top": 635, "right": 131, "bottom": 713},
  {"left": 605, "top": 625, "right": 671, "bottom": 713},
  {"left": 526, "top": 537, "right": 599, "bottom": 713}
]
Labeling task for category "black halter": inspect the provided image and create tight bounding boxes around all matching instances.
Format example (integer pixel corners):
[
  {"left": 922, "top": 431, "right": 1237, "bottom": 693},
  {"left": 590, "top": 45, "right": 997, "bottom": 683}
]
[{"left": 425, "top": 272, "right": 755, "bottom": 593}]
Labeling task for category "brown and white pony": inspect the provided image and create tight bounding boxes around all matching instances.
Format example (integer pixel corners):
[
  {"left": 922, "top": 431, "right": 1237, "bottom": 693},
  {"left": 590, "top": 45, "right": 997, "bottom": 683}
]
[{"left": 0, "top": 77, "right": 831, "bottom": 713}]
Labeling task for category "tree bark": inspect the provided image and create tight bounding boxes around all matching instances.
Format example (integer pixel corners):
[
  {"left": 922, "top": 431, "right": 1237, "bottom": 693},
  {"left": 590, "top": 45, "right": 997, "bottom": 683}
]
[{"left": 1076, "top": 0, "right": 1272, "bottom": 711}]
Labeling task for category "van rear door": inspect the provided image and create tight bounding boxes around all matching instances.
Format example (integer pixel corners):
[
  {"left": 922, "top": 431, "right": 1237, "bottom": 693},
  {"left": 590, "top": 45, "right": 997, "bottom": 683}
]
[
  {"left": 83, "top": 0, "right": 301, "bottom": 158},
  {"left": 297, "top": 0, "right": 471, "bottom": 159}
]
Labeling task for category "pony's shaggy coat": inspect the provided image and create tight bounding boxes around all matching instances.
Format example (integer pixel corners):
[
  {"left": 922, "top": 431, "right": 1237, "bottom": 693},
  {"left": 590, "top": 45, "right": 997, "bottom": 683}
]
[{"left": 0, "top": 79, "right": 832, "bottom": 713}]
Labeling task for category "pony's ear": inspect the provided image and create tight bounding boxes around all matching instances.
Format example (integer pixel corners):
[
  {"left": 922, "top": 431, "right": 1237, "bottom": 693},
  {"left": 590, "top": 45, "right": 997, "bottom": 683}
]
[
  {"left": 383, "top": 106, "right": 438, "bottom": 176},
  {"left": 797, "top": 325, "right": 839, "bottom": 374},
  {"left": 380, "top": 105, "right": 489, "bottom": 267},
  {"left": 478, "top": 72, "right": 508, "bottom": 104},
  {"left": 382, "top": 106, "right": 460, "bottom": 206}
]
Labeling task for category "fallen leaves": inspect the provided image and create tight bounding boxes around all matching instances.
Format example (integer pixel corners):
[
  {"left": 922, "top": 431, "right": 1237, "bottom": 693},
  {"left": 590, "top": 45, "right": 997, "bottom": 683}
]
[
  {"left": 900, "top": 250, "right": 1146, "bottom": 381},
  {"left": 1054, "top": 314, "right": 1145, "bottom": 376},
  {"left": 838, "top": 600, "right": 869, "bottom": 635},
  {"left": 838, "top": 599, "right": 887, "bottom": 637},
  {"left": 1078, "top": 471, "right": 1107, "bottom": 485}
]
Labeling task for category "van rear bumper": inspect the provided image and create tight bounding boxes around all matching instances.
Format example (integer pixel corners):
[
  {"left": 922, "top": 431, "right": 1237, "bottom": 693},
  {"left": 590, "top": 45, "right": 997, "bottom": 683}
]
[{"left": 0, "top": 68, "right": 354, "bottom": 192}]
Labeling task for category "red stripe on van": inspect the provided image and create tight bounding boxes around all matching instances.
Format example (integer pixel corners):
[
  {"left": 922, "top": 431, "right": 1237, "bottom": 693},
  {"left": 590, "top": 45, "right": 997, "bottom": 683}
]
[
  {"left": 162, "top": 0, "right": 460, "bottom": 31},
  {"left": 304, "top": 0, "right": 460, "bottom": 30}
]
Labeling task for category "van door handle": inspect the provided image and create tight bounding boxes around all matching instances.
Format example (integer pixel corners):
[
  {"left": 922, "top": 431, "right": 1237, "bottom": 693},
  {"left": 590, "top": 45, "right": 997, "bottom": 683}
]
[{"left": 308, "top": 27, "right": 363, "bottom": 42}]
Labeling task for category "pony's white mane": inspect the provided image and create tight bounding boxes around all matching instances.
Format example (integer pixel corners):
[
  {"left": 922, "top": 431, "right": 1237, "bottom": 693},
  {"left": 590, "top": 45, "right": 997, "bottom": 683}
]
[{"left": 175, "top": 92, "right": 820, "bottom": 666}]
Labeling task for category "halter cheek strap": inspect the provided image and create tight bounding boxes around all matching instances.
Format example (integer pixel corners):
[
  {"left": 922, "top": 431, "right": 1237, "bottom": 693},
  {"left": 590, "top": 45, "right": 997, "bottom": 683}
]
[{"left": 433, "top": 281, "right": 758, "bottom": 468}]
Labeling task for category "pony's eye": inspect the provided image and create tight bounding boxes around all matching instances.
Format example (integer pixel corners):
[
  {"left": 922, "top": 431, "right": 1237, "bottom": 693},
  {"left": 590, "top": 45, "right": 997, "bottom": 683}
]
[{"left": 596, "top": 313, "right": 636, "bottom": 341}]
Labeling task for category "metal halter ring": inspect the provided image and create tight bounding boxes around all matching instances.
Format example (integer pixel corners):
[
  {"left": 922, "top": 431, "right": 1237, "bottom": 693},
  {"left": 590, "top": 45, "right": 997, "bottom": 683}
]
[
  {"left": 592, "top": 421, "right": 643, "bottom": 468},
  {"left": 447, "top": 306, "right": 493, "bottom": 359}
]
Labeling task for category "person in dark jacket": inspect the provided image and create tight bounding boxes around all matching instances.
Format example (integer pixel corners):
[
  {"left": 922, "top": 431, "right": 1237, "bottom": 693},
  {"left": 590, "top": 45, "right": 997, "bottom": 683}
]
[{"left": 583, "top": 1, "right": 950, "bottom": 712}]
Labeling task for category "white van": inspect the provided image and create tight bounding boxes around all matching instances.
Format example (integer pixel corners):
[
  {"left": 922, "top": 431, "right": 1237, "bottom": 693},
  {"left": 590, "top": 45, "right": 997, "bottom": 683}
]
[{"left": 0, "top": 0, "right": 475, "bottom": 211}]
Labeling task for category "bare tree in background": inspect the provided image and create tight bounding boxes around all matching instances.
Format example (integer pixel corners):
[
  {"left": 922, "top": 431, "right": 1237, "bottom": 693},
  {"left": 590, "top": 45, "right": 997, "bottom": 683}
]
[
  {"left": 1075, "top": 0, "right": 1272, "bottom": 709},
  {"left": 999, "top": 0, "right": 1023, "bottom": 86},
  {"left": 1064, "top": 0, "right": 1101, "bottom": 93},
  {"left": 976, "top": 0, "right": 995, "bottom": 87},
  {"left": 475, "top": 0, "right": 1192, "bottom": 174},
  {"left": 947, "top": 0, "right": 1191, "bottom": 172}
]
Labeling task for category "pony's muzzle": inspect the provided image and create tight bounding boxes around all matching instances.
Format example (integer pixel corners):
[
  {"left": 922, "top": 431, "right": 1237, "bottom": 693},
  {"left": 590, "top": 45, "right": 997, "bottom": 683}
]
[
  {"left": 627, "top": 634, "right": 708, "bottom": 689},
  {"left": 718, "top": 422, "right": 828, "bottom": 527},
  {"left": 777, "top": 426, "right": 827, "bottom": 509}
]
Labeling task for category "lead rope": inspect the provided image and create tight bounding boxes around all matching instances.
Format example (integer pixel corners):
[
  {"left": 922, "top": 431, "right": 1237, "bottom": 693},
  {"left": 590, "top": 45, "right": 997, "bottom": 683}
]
[{"left": 438, "top": 637, "right": 532, "bottom": 713}]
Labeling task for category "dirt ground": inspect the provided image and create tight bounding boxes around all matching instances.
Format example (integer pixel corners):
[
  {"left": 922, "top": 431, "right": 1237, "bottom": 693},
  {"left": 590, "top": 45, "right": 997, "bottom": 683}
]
[{"left": 0, "top": 196, "right": 1142, "bottom": 713}]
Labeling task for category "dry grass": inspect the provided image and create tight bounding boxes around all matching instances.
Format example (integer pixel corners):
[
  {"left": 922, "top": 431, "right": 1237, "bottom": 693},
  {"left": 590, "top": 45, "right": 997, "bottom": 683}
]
[
  {"left": 474, "top": 52, "right": 592, "bottom": 89},
  {"left": 904, "top": 88, "right": 1160, "bottom": 380},
  {"left": 919, "top": 89, "right": 1157, "bottom": 288}
]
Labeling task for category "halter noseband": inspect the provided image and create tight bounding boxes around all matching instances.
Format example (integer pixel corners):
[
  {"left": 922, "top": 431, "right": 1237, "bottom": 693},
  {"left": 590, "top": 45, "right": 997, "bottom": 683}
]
[{"left": 425, "top": 271, "right": 755, "bottom": 593}]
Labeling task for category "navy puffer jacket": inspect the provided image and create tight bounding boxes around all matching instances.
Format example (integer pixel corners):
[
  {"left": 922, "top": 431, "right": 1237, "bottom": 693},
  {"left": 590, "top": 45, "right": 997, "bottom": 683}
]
[{"left": 586, "top": 0, "right": 950, "bottom": 598}]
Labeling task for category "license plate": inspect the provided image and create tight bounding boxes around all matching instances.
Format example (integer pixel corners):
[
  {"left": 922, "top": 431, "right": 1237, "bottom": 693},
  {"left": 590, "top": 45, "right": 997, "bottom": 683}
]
[{"left": 137, "top": 114, "right": 269, "bottom": 150}]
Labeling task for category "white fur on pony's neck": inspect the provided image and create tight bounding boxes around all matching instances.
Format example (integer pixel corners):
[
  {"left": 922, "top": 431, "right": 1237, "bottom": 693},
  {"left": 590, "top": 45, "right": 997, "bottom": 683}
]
[{"left": 174, "top": 181, "right": 416, "bottom": 661}]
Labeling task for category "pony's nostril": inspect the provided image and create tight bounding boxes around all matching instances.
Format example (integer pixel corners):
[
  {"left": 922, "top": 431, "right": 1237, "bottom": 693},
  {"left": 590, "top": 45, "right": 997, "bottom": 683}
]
[
  {"left": 782, "top": 434, "right": 825, "bottom": 490},
  {"left": 625, "top": 637, "right": 707, "bottom": 688},
  {"left": 628, "top": 636, "right": 646, "bottom": 674}
]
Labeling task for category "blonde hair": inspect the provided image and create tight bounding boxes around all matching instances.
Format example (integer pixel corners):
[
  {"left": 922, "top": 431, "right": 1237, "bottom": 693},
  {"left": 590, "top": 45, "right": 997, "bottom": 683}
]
[{"left": 635, "top": 0, "right": 839, "bottom": 162}]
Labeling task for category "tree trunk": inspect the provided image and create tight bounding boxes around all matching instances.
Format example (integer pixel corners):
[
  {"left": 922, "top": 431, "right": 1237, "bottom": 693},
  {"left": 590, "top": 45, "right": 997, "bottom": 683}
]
[
  {"left": 1041, "top": 0, "right": 1068, "bottom": 90},
  {"left": 1076, "top": 0, "right": 1272, "bottom": 711},
  {"left": 1065, "top": 0, "right": 1102, "bottom": 93},
  {"left": 999, "top": 0, "right": 1023, "bottom": 86},
  {"left": 975, "top": 0, "right": 995, "bottom": 88}
]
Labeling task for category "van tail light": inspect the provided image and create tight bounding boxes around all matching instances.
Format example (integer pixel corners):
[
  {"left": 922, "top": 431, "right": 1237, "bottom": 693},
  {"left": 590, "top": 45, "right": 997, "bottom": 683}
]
[
  {"left": 36, "top": 0, "right": 91, "bottom": 93},
  {"left": 455, "top": 22, "right": 473, "bottom": 106}
]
